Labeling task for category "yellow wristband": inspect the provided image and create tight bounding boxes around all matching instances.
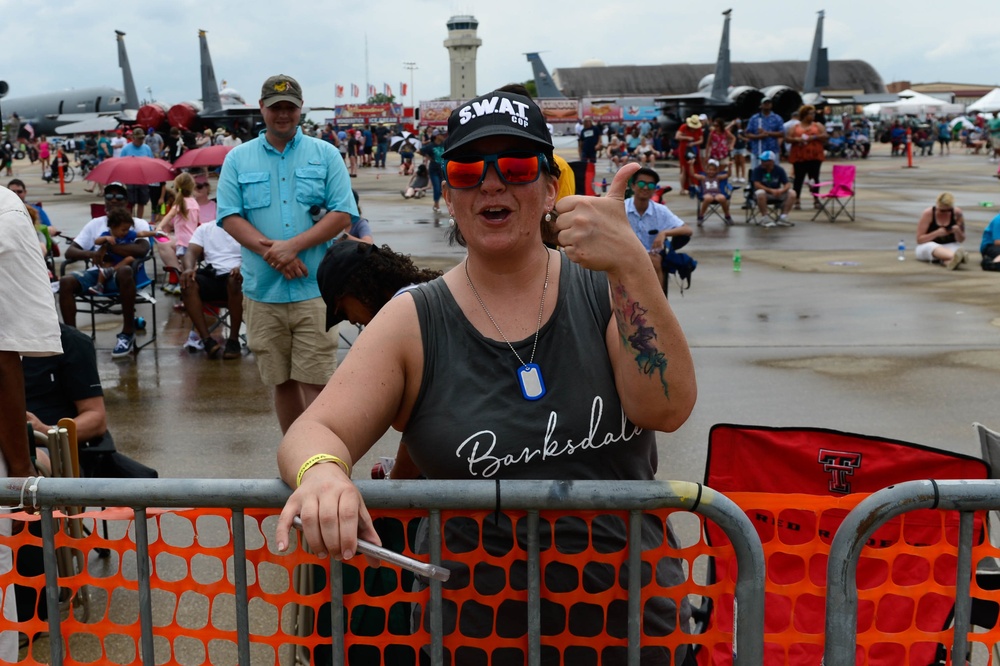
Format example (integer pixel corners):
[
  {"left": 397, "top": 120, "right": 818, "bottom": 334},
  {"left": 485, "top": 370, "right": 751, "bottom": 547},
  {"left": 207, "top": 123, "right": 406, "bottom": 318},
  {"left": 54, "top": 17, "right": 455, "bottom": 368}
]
[{"left": 296, "top": 454, "right": 351, "bottom": 488}]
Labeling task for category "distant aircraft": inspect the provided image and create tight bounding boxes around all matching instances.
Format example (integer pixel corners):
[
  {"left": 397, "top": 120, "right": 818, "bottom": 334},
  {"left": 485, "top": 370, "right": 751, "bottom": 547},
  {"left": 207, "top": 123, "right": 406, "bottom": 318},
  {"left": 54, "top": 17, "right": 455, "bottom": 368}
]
[
  {"left": 137, "top": 30, "right": 259, "bottom": 134},
  {"left": 801, "top": 10, "right": 830, "bottom": 106},
  {"left": 0, "top": 31, "right": 139, "bottom": 136},
  {"left": 656, "top": 9, "right": 833, "bottom": 121},
  {"left": 525, "top": 53, "right": 566, "bottom": 98},
  {"left": 654, "top": 10, "right": 767, "bottom": 121}
]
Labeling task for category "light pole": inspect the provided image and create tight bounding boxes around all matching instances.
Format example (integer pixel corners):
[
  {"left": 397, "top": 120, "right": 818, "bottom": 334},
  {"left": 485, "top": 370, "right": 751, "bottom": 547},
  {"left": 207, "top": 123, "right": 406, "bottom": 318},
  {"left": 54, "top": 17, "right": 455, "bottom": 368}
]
[{"left": 403, "top": 61, "right": 417, "bottom": 128}]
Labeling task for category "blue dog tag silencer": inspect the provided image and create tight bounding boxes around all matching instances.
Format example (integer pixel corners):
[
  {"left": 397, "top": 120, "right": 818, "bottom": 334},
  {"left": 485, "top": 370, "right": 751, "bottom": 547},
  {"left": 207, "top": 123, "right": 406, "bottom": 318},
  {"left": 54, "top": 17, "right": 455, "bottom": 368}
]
[{"left": 518, "top": 363, "right": 546, "bottom": 401}]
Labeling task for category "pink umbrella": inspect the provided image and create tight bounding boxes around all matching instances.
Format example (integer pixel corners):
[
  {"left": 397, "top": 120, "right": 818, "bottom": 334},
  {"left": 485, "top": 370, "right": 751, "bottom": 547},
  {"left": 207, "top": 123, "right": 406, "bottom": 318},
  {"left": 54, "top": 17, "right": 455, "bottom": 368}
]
[
  {"left": 84, "top": 157, "right": 176, "bottom": 185},
  {"left": 172, "top": 144, "right": 234, "bottom": 169}
]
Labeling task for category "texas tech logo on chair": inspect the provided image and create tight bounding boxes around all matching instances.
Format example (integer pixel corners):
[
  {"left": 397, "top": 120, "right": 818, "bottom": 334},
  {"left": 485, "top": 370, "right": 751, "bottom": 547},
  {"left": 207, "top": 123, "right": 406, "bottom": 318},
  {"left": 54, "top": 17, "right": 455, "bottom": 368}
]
[{"left": 817, "top": 449, "right": 862, "bottom": 494}]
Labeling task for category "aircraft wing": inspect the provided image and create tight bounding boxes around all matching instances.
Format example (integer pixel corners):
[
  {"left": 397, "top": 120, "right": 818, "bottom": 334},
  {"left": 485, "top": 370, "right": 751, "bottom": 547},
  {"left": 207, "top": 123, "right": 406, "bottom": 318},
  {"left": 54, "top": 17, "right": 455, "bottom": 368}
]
[{"left": 56, "top": 116, "right": 121, "bottom": 135}]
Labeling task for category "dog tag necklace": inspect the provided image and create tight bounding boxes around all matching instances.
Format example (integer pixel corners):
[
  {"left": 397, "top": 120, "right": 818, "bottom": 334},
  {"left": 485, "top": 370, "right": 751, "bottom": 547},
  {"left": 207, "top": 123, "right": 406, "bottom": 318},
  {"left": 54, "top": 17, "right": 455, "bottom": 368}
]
[{"left": 465, "top": 249, "right": 550, "bottom": 401}]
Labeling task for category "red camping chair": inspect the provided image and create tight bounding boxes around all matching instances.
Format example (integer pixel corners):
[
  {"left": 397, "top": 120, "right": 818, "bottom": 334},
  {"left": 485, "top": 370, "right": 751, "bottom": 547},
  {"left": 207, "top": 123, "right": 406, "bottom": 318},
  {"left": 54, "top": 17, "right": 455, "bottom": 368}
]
[
  {"left": 811, "top": 164, "right": 856, "bottom": 222},
  {"left": 696, "top": 424, "right": 989, "bottom": 666}
]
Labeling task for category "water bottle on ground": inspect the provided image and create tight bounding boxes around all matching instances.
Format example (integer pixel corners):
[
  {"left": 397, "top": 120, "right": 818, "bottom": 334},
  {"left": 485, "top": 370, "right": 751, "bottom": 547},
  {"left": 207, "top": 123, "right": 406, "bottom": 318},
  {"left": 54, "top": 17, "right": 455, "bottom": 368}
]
[
  {"left": 897, "top": 240, "right": 906, "bottom": 261},
  {"left": 733, "top": 249, "right": 742, "bottom": 272}
]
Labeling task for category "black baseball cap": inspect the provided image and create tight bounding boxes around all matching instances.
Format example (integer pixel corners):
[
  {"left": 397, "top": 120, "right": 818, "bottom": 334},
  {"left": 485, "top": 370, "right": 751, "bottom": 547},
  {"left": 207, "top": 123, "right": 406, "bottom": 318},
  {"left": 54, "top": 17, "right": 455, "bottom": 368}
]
[
  {"left": 317, "top": 240, "right": 376, "bottom": 329},
  {"left": 442, "top": 91, "right": 553, "bottom": 158}
]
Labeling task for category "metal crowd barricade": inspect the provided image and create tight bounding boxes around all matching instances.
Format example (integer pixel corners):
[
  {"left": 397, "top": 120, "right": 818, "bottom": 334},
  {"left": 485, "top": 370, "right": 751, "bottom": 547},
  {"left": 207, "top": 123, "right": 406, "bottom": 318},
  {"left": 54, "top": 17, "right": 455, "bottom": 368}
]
[
  {"left": 824, "top": 479, "right": 1000, "bottom": 666},
  {"left": 1, "top": 477, "right": 765, "bottom": 666}
]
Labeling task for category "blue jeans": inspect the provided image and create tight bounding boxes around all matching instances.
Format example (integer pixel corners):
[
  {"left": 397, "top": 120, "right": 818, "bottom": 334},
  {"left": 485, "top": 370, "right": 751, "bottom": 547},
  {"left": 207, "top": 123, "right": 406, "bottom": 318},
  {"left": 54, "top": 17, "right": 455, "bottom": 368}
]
[
  {"left": 375, "top": 142, "right": 387, "bottom": 166},
  {"left": 430, "top": 170, "right": 442, "bottom": 205}
]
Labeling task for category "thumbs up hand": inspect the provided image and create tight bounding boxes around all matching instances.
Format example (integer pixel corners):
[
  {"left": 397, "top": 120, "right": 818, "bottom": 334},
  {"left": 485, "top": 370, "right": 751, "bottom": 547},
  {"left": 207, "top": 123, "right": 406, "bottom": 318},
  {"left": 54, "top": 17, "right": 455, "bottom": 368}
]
[{"left": 553, "top": 163, "right": 646, "bottom": 272}]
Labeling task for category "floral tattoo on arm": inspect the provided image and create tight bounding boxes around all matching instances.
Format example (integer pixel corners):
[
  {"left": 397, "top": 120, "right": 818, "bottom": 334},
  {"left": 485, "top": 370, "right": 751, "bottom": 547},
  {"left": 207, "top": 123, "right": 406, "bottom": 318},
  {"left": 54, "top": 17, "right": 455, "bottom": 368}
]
[{"left": 613, "top": 283, "right": 669, "bottom": 397}]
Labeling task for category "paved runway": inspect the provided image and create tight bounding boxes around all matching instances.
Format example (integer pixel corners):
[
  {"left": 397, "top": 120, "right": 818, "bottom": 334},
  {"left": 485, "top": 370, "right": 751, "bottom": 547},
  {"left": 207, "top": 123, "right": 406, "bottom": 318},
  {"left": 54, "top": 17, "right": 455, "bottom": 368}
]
[{"left": 14, "top": 138, "right": 1000, "bottom": 486}]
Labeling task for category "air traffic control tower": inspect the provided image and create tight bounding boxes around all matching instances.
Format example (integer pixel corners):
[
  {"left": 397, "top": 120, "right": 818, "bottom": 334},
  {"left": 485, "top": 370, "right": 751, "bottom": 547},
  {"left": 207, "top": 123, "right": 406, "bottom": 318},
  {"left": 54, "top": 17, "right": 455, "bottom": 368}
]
[{"left": 444, "top": 15, "right": 481, "bottom": 100}]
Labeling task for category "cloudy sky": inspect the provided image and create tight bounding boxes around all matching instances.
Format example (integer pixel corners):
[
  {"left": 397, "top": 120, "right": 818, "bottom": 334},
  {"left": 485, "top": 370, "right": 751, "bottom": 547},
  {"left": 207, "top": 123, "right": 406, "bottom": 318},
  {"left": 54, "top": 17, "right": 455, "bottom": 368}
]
[{"left": 2, "top": 0, "right": 998, "bottom": 120}]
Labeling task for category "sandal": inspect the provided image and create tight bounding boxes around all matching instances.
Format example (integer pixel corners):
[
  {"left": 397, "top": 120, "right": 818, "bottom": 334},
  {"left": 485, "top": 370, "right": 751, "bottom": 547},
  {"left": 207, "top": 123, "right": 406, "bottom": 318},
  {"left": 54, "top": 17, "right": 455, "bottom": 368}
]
[{"left": 203, "top": 337, "right": 221, "bottom": 358}]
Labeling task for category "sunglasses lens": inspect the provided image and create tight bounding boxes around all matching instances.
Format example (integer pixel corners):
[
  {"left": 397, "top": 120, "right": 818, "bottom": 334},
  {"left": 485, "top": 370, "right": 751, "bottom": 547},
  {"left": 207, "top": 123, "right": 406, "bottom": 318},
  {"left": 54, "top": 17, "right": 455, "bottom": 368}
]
[
  {"left": 445, "top": 160, "right": 486, "bottom": 189},
  {"left": 496, "top": 155, "right": 540, "bottom": 184},
  {"left": 105, "top": 193, "right": 126, "bottom": 201}
]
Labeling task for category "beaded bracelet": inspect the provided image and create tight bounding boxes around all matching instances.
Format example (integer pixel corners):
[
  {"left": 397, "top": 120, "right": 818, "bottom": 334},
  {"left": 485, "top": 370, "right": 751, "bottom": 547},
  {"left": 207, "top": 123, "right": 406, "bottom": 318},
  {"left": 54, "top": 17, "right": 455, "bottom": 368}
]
[{"left": 296, "top": 454, "right": 351, "bottom": 488}]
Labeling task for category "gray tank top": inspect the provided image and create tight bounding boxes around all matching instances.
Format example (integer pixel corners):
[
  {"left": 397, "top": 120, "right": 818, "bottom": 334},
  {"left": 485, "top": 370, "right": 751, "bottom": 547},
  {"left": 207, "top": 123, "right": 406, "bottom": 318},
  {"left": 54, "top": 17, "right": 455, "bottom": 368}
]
[{"left": 405, "top": 252, "right": 657, "bottom": 481}]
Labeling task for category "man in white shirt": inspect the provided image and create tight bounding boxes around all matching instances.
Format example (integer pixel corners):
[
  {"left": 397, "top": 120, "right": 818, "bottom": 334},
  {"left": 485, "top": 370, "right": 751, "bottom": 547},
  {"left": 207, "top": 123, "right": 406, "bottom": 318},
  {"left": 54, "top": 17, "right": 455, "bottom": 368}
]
[
  {"left": 110, "top": 130, "right": 127, "bottom": 158},
  {"left": 57, "top": 182, "right": 151, "bottom": 358},
  {"left": 180, "top": 223, "right": 244, "bottom": 359},
  {"left": 0, "top": 185, "right": 62, "bottom": 660}
]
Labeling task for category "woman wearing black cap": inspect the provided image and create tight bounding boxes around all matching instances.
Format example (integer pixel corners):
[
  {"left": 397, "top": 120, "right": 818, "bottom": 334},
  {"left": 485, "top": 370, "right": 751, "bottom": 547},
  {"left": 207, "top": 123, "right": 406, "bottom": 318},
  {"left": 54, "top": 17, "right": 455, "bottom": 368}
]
[{"left": 277, "top": 88, "right": 696, "bottom": 663}]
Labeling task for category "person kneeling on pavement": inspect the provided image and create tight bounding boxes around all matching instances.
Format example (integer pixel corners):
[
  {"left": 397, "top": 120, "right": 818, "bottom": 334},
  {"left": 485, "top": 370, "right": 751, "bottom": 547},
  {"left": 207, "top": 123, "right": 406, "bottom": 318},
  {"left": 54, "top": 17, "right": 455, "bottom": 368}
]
[{"left": 180, "top": 221, "right": 244, "bottom": 358}]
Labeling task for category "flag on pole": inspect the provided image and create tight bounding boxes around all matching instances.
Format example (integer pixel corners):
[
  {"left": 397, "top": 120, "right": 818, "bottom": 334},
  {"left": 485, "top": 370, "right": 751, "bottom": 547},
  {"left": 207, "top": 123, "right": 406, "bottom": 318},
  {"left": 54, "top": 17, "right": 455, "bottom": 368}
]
[
  {"left": 351, "top": 84, "right": 359, "bottom": 98},
  {"left": 368, "top": 84, "right": 377, "bottom": 98},
  {"left": 400, "top": 82, "right": 408, "bottom": 97},
  {"left": 335, "top": 85, "right": 344, "bottom": 98},
  {"left": 384, "top": 83, "right": 392, "bottom": 97}
]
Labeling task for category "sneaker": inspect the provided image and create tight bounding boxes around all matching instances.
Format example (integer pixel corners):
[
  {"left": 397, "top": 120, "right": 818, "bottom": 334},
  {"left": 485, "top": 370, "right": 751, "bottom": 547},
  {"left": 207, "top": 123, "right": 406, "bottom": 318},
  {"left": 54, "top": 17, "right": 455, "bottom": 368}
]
[
  {"left": 184, "top": 331, "right": 204, "bottom": 352},
  {"left": 222, "top": 338, "right": 242, "bottom": 360},
  {"left": 946, "top": 251, "right": 965, "bottom": 270},
  {"left": 696, "top": 216, "right": 705, "bottom": 227},
  {"left": 724, "top": 216, "right": 734, "bottom": 226},
  {"left": 761, "top": 219, "right": 778, "bottom": 228},
  {"left": 111, "top": 333, "right": 134, "bottom": 358},
  {"left": 88, "top": 283, "right": 105, "bottom": 295},
  {"left": 777, "top": 215, "right": 795, "bottom": 227}
]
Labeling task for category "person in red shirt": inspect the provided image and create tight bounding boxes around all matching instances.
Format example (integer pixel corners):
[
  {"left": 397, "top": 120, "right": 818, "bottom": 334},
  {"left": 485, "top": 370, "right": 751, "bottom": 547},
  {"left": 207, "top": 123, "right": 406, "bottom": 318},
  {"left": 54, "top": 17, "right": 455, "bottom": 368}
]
[{"left": 674, "top": 115, "right": 703, "bottom": 195}]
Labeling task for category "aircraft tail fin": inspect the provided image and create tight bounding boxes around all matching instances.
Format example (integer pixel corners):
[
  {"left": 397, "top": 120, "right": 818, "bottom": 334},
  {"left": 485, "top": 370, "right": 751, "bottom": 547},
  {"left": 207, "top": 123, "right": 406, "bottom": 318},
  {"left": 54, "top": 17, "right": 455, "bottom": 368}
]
[
  {"left": 710, "top": 10, "right": 732, "bottom": 102},
  {"left": 199, "top": 30, "right": 223, "bottom": 114},
  {"left": 525, "top": 53, "right": 565, "bottom": 99},
  {"left": 116, "top": 30, "right": 140, "bottom": 111},
  {"left": 804, "top": 11, "right": 829, "bottom": 93}
]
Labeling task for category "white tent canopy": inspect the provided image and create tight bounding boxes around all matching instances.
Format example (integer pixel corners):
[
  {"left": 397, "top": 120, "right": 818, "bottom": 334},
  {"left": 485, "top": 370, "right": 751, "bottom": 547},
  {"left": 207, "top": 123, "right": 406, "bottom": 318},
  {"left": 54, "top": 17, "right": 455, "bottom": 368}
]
[
  {"left": 968, "top": 88, "right": 1000, "bottom": 114},
  {"left": 875, "top": 90, "right": 964, "bottom": 118}
]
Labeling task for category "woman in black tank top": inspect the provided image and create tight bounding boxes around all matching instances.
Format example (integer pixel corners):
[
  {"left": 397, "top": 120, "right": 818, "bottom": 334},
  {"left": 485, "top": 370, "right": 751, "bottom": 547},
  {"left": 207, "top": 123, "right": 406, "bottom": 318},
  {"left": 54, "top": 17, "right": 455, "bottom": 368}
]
[{"left": 915, "top": 192, "right": 968, "bottom": 269}]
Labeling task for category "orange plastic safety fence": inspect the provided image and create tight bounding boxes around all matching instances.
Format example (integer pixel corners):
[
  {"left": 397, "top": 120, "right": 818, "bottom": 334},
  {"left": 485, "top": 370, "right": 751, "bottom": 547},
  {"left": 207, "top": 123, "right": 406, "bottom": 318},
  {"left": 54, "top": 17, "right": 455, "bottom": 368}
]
[
  {"left": 2, "top": 505, "right": 734, "bottom": 665},
  {"left": 701, "top": 492, "right": 995, "bottom": 666}
]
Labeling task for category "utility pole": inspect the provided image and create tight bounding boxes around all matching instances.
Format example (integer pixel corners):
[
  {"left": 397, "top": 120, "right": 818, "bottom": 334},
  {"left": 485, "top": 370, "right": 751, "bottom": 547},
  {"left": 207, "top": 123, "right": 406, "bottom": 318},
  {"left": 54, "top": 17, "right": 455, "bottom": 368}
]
[{"left": 403, "top": 61, "right": 417, "bottom": 125}]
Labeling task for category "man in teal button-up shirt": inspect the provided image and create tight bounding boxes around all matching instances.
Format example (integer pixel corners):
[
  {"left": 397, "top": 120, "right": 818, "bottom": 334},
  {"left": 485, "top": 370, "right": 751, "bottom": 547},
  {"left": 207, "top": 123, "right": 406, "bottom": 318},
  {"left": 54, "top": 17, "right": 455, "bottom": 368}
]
[{"left": 218, "top": 74, "right": 358, "bottom": 433}]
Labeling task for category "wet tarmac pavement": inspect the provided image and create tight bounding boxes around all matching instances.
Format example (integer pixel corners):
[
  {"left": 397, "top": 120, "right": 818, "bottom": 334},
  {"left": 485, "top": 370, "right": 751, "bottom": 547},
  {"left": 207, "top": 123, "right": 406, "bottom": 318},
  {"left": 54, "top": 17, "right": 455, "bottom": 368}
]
[{"left": 13, "top": 139, "right": 1000, "bottom": 486}]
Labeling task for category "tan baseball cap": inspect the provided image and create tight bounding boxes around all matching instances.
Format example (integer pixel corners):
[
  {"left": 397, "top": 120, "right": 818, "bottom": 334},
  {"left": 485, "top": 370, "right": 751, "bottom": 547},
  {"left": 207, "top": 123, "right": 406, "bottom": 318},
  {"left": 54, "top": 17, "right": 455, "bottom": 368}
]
[{"left": 260, "top": 75, "right": 303, "bottom": 108}]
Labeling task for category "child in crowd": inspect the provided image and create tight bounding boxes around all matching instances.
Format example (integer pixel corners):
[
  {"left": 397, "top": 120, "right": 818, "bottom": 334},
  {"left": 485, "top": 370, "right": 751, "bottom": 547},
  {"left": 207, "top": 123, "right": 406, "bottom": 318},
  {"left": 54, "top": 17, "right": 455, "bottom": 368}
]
[
  {"left": 156, "top": 173, "right": 201, "bottom": 295},
  {"left": 402, "top": 164, "right": 430, "bottom": 199},
  {"left": 88, "top": 208, "right": 162, "bottom": 294},
  {"left": 694, "top": 159, "right": 733, "bottom": 226}
]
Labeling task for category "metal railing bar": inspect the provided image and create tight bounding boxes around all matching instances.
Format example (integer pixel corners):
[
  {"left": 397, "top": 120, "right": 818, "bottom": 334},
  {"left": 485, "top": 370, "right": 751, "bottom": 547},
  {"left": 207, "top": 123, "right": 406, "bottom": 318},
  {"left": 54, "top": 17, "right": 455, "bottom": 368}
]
[
  {"left": 527, "top": 510, "right": 540, "bottom": 666},
  {"left": 951, "top": 511, "right": 975, "bottom": 666},
  {"left": 40, "top": 507, "right": 64, "bottom": 666},
  {"left": 231, "top": 508, "right": 251, "bottom": 666},
  {"left": 628, "top": 509, "right": 642, "bottom": 666},
  {"left": 133, "top": 507, "right": 155, "bottom": 666}
]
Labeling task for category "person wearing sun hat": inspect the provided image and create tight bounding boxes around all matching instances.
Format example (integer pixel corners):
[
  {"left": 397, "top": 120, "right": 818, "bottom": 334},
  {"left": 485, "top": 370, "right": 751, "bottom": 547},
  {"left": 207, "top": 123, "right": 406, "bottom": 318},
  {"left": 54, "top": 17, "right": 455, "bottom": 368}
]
[
  {"left": 674, "top": 114, "right": 704, "bottom": 195},
  {"left": 217, "top": 74, "right": 359, "bottom": 433},
  {"left": 276, "top": 87, "right": 696, "bottom": 659}
]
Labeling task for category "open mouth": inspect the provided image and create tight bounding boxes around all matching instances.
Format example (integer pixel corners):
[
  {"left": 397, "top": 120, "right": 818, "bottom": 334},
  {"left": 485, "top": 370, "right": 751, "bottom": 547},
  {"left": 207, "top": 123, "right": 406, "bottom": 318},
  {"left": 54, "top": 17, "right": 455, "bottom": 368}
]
[{"left": 481, "top": 206, "right": 511, "bottom": 222}]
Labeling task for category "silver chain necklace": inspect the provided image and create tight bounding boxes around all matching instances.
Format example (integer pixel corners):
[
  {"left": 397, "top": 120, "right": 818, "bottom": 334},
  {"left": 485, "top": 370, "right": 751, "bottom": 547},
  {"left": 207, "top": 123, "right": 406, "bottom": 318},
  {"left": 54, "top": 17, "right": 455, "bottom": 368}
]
[{"left": 465, "top": 249, "right": 550, "bottom": 400}]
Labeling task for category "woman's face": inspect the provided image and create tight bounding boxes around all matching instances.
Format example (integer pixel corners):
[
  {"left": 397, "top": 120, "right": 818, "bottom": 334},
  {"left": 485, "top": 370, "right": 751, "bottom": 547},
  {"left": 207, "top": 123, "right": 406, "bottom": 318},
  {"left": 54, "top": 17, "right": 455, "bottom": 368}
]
[
  {"left": 442, "top": 136, "right": 557, "bottom": 253},
  {"left": 335, "top": 294, "right": 374, "bottom": 326}
]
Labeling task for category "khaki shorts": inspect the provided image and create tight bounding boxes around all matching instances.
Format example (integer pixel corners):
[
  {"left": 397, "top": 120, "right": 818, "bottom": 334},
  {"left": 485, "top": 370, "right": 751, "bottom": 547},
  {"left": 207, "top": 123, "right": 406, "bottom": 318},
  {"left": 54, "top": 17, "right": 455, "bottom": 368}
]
[{"left": 244, "top": 297, "right": 339, "bottom": 387}]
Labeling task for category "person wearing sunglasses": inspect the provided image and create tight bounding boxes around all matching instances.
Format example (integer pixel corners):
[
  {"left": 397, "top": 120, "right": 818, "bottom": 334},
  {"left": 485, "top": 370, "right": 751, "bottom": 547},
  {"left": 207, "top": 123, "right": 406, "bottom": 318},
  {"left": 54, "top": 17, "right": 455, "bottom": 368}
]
[
  {"left": 625, "top": 166, "right": 693, "bottom": 292},
  {"left": 57, "top": 182, "right": 153, "bottom": 358},
  {"left": 276, "top": 88, "right": 697, "bottom": 663}
]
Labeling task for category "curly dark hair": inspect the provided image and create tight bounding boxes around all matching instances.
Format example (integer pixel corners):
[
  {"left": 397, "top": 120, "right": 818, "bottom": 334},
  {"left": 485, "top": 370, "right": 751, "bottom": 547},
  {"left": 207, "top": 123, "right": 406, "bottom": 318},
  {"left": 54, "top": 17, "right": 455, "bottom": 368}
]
[{"left": 342, "top": 244, "right": 442, "bottom": 313}]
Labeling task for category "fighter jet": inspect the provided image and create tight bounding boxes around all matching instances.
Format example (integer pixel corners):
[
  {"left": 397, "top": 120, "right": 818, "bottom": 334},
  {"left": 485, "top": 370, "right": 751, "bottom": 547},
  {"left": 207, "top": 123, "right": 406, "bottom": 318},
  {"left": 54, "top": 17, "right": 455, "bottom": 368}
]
[
  {"left": 136, "top": 30, "right": 259, "bottom": 134},
  {"left": 0, "top": 31, "right": 139, "bottom": 136},
  {"left": 654, "top": 10, "right": 767, "bottom": 121}
]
